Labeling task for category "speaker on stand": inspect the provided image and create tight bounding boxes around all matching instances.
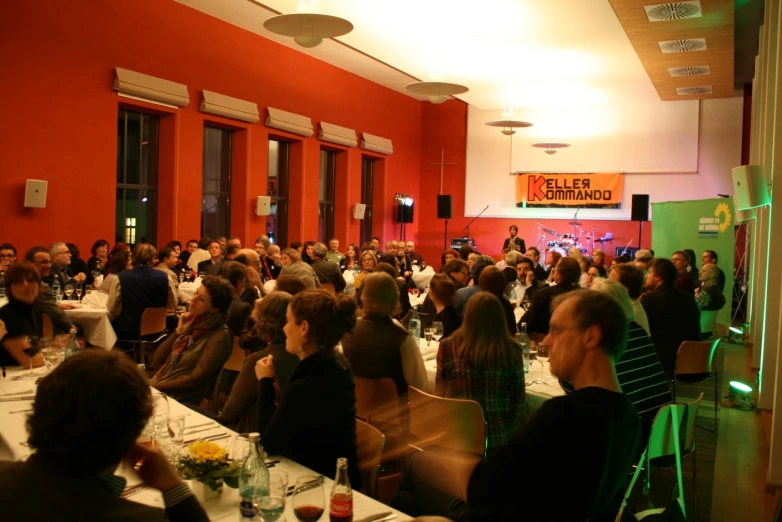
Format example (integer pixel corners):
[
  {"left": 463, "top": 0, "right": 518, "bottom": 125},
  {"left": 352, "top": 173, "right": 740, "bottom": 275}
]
[
  {"left": 437, "top": 195, "right": 452, "bottom": 250},
  {"left": 630, "top": 194, "right": 649, "bottom": 249}
]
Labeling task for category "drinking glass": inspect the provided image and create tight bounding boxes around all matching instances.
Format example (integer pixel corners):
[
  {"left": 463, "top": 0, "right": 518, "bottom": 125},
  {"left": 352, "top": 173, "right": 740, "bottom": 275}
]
[
  {"left": 536, "top": 343, "right": 550, "bottom": 383},
  {"left": 53, "top": 333, "right": 70, "bottom": 349},
  {"left": 178, "top": 272, "right": 184, "bottom": 284},
  {"left": 23, "top": 335, "right": 40, "bottom": 371},
  {"left": 198, "top": 271, "right": 206, "bottom": 280},
  {"left": 411, "top": 288, "right": 420, "bottom": 299},
  {"left": 431, "top": 321, "right": 444, "bottom": 342},
  {"left": 75, "top": 283, "right": 83, "bottom": 301},
  {"left": 41, "top": 346, "right": 64, "bottom": 372},
  {"left": 186, "top": 271, "right": 193, "bottom": 283},
  {"left": 291, "top": 475, "right": 325, "bottom": 522},
  {"left": 85, "top": 284, "right": 93, "bottom": 296},
  {"left": 255, "top": 474, "right": 288, "bottom": 522},
  {"left": 63, "top": 283, "right": 74, "bottom": 301},
  {"left": 156, "top": 415, "right": 185, "bottom": 463},
  {"left": 229, "top": 433, "right": 252, "bottom": 471},
  {"left": 152, "top": 391, "right": 169, "bottom": 417},
  {"left": 424, "top": 327, "right": 434, "bottom": 347}
]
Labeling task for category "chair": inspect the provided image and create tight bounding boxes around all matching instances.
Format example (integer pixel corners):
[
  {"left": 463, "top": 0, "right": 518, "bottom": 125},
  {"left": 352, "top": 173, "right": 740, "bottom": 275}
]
[
  {"left": 41, "top": 314, "right": 54, "bottom": 340},
  {"left": 320, "top": 282, "right": 336, "bottom": 296},
  {"left": 206, "top": 336, "right": 246, "bottom": 414},
  {"left": 354, "top": 377, "right": 399, "bottom": 427},
  {"left": 356, "top": 419, "right": 385, "bottom": 499},
  {"left": 224, "top": 336, "right": 246, "bottom": 372},
  {"left": 407, "top": 386, "right": 486, "bottom": 457},
  {"left": 644, "top": 393, "right": 703, "bottom": 521},
  {"left": 118, "top": 307, "right": 168, "bottom": 367},
  {"left": 674, "top": 339, "right": 720, "bottom": 431}
]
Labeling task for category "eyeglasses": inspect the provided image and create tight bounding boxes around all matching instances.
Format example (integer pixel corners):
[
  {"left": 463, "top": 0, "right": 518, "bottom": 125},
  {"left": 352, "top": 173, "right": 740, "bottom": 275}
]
[
  {"left": 0, "top": 254, "right": 16, "bottom": 259},
  {"left": 34, "top": 260, "right": 53, "bottom": 266},
  {"left": 57, "top": 250, "right": 70, "bottom": 255}
]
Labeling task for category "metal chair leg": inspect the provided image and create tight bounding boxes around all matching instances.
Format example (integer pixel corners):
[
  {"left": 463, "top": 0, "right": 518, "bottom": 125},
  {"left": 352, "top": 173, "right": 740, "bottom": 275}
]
[{"left": 692, "top": 445, "right": 697, "bottom": 522}]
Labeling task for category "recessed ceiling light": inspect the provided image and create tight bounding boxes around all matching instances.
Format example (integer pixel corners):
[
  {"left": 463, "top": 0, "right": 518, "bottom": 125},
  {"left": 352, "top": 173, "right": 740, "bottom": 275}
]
[
  {"left": 676, "top": 86, "right": 713, "bottom": 95},
  {"left": 658, "top": 38, "right": 707, "bottom": 53},
  {"left": 669, "top": 65, "right": 711, "bottom": 77},
  {"left": 644, "top": 2, "right": 702, "bottom": 22}
]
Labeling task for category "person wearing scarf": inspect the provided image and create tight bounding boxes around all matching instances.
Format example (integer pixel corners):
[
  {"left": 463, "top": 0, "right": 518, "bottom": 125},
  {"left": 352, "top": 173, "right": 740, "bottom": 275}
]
[{"left": 151, "top": 276, "right": 234, "bottom": 405}]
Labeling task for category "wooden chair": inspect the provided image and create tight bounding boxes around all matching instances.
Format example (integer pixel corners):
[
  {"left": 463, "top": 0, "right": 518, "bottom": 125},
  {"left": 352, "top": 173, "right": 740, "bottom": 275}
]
[
  {"left": 354, "top": 377, "right": 399, "bottom": 427},
  {"left": 320, "top": 282, "right": 337, "bottom": 296},
  {"left": 206, "top": 336, "right": 246, "bottom": 414},
  {"left": 356, "top": 419, "right": 385, "bottom": 500},
  {"left": 643, "top": 393, "right": 703, "bottom": 521},
  {"left": 674, "top": 339, "right": 720, "bottom": 431},
  {"left": 407, "top": 386, "right": 486, "bottom": 457},
  {"left": 118, "top": 307, "right": 168, "bottom": 367},
  {"left": 224, "top": 336, "right": 246, "bottom": 372},
  {"left": 41, "top": 314, "right": 54, "bottom": 340}
]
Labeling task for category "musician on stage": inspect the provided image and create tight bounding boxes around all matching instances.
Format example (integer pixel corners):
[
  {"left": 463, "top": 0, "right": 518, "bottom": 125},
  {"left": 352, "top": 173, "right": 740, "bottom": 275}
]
[{"left": 502, "top": 225, "right": 526, "bottom": 254}]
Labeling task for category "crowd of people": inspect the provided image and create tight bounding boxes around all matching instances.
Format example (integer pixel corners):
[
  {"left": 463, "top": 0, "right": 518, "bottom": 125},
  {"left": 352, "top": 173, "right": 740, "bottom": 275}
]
[{"left": 0, "top": 232, "right": 730, "bottom": 521}]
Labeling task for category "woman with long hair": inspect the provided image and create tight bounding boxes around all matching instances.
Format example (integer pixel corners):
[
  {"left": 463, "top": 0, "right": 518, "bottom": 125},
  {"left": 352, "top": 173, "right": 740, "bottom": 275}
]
[
  {"left": 254, "top": 290, "right": 362, "bottom": 489},
  {"left": 354, "top": 250, "right": 377, "bottom": 290},
  {"left": 339, "top": 243, "right": 360, "bottom": 272},
  {"left": 220, "top": 292, "right": 299, "bottom": 432},
  {"left": 436, "top": 292, "right": 525, "bottom": 451},
  {"left": 301, "top": 241, "right": 316, "bottom": 264},
  {"left": 98, "top": 251, "right": 131, "bottom": 294}
]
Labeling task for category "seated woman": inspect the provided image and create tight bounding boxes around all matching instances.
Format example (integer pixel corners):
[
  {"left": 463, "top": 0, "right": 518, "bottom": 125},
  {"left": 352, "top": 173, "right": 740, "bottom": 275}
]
[
  {"left": 428, "top": 274, "right": 461, "bottom": 340},
  {"left": 254, "top": 290, "right": 362, "bottom": 489},
  {"left": 0, "top": 263, "right": 46, "bottom": 367},
  {"left": 478, "top": 266, "right": 517, "bottom": 335},
  {"left": 435, "top": 292, "right": 525, "bottom": 452},
  {"left": 343, "top": 272, "right": 428, "bottom": 397},
  {"left": 219, "top": 292, "right": 299, "bottom": 433},
  {"left": 439, "top": 249, "right": 460, "bottom": 272},
  {"left": 586, "top": 265, "right": 607, "bottom": 288},
  {"left": 98, "top": 251, "right": 131, "bottom": 294},
  {"left": 354, "top": 250, "right": 377, "bottom": 290},
  {"left": 339, "top": 244, "right": 359, "bottom": 273},
  {"left": 151, "top": 276, "right": 234, "bottom": 405},
  {"left": 86, "top": 239, "right": 109, "bottom": 278}
]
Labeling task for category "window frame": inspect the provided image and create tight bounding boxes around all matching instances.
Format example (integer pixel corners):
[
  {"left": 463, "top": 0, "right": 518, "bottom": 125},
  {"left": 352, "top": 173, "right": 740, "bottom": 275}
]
[
  {"left": 319, "top": 149, "right": 337, "bottom": 243},
  {"left": 360, "top": 157, "right": 375, "bottom": 245},
  {"left": 268, "top": 139, "right": 290, "bottom": 247},
  {"left": 201, "top": 125, "right": 233, "bottom": 239}
]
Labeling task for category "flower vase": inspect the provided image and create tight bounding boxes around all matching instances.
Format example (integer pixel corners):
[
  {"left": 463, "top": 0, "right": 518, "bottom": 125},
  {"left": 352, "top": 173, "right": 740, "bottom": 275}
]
[{"left": 191, "top": 478, "right": 224, "bottom": 502}]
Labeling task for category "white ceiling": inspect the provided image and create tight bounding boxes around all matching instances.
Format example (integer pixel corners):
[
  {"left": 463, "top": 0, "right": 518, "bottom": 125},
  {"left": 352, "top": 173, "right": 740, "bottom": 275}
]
[{"left": 176, "top": 0, "right": 661, "bottom": 110}]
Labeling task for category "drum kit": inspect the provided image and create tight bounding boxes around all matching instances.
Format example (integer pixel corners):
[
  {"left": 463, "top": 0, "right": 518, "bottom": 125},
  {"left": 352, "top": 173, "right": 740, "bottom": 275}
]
[{"left": 535, "top": 221, "right": 603, "bottom": 257}]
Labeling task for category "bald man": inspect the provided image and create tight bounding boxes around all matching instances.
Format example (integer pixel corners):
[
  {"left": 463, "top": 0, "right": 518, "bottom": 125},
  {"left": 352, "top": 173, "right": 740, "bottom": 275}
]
[
  {"left": 405, "top": 241, "right": 425, "bottom": 268},
  {"left": 694, "top": 264, "right": 726, "bottom": 311}
]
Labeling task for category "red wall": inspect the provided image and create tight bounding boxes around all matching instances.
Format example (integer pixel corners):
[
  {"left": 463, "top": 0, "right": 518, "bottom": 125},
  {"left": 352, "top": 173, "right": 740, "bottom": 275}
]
[
  {"left": 0, "top": 0, "right": 421, "bottom": 256},
  {"left": 418, "top": 102, "right": 653, "bottom": 267}
]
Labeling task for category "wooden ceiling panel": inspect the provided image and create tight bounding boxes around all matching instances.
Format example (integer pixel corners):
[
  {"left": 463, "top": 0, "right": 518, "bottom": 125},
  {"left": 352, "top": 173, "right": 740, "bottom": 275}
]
[{"left": 607, "top": 0, "right": 734, "bottom": 100}]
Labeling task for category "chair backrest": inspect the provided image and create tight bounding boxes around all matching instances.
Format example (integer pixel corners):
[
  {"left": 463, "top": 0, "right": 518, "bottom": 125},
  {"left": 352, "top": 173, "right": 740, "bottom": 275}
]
[
  {"left": 355, "top": 419, "right": 385, "bottom": 499},
  {"left": 699, "top": 309, "right": 716, "bottom": 334},
  {"left": 647, "top": 393, "right": 703, "bottom": 460},
  {"left": 41, "top": 313, "right": 54, "bottom": 340},
  {"left": 354, "top": 377, "right": 400, "bottom": 427},
  {"left": 407, "top": 386, "right": 486, "bottom": 456},
  {"left": 223, "top": 336, "right": 246, "bottom": 372},
  {"left": 140, "top": 307, "right": 167, "bottom": 337},
  {"left": 321, "top": 282, "right": 336, "bottom": 296},
  {"left": 675, "top": 339, "right": 719, "bottom": 376}
]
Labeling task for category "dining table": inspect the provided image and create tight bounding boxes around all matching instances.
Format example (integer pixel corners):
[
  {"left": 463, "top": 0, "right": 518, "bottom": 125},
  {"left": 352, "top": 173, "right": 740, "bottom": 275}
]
[{"left": 0, "top": 366, "right": 411, "bottom": 522}]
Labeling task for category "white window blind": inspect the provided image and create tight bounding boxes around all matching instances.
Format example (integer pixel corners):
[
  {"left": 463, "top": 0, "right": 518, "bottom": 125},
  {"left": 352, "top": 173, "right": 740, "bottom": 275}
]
[
  {"left": 266, "top": 107, "right": 314, "bottom": 137},
  {"left": 360, "top": 133, "right": 393, "bottom": 155},
  {"left": 200, "top": 90, "right": 259, "bottom": 123},
  {"left": 113, "top": 68, "right": 189, "bottom": 107},
  {"left": 319, "top": 122, "right": 358, "bottom": 147}
]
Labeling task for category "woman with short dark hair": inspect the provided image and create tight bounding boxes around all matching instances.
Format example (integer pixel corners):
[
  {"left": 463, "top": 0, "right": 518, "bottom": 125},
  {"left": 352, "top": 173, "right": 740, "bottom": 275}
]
[
  {"left": 87, "top": 239, "right": 110, "bottom": 276},
  {"left": 151, "top": 275, "right": 234, "bottom": 404},
  {"left": 254, "top": 290, "right": 362, "bottom": 489},
  {"left": 0, "top": 262, "right": 46, "bottom": 367}
]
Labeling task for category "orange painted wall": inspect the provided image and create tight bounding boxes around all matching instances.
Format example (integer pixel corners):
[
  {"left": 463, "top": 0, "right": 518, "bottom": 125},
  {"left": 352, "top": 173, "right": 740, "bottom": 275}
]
[
  {"left": 418, "top": 102, "right": 653, "bottom": 268},
  {"left": 0, "top": 0, "right": 421, "bottom": 256}
]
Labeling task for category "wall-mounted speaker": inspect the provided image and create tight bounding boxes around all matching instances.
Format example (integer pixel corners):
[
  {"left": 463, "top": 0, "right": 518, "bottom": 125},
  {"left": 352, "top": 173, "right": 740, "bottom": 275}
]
[
  {"left": 255, "top": 196, "right": 271, "bottom": 216},
  {"left": 631, "top": 194, "right": 649, "bottom": 222},
  {"left": 24, "top": 179, "right": 48, "bottom": 208},
  {"left": 437, "top": 195, "right": 452, "bottom": 219},
  {"left": 732, "top": 165, "right": 770, "bottom": 210},
  {"left": 353, "top": 203, "right": 367, "bottom": 220}
]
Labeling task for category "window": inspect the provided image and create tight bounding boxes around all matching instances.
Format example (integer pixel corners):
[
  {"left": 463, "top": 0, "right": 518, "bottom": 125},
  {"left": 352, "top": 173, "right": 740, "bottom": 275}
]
[
  {"left": 117, "top": 109, "right": 159, "bottom": 245},
  {"left": 202, "top": 126, "right": 232, "bottom": 238},
  {"left": 319, "top": 150, "right": 337, "bottom": 243},
  {"left": 360, "top": 157, "right": 376, "bottom": 245},
  {"left": 267, "top": 139, "right": 290, "bottom": 246}
]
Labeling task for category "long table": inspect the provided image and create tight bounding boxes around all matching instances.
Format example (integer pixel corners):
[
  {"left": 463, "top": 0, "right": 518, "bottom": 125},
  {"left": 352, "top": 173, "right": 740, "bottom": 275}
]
[
  {"left": 419, "top": 340, "right": 564, "bottom": 415},
  {"left": 0, "top": 367, "right": 410, "bottom": 522}
]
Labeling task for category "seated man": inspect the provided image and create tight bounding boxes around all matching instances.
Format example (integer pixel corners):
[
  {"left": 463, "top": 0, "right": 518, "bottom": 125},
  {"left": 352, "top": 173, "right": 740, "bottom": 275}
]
[
  {"left": 405, "top": 241, "right": 425, "bottom": 268},
  {"left": 454, "top": 256, "right": 494, "bottom": 317},
  {"left": 0, "top": 350, "right": 209, "bottom": 522},
  {"left": 186, "top": 236, "right": 213, "bottom": 272},
  {"left": 0, "top": 243, "right": 17, "bottom": 273},
  {"left": 278, "top": 248, "right": 320, "bottom": 289},
  {"left": 196, "top": 240, "right": 223, "bottom": 276},
  {"left": 396, "top": 290, "right": 640, "bottom": 522},
  {"left": 512, "top": 257, "right": 546, "bottom": 305},
  {"left": 524, "top": 247, "right": 547, "bottom": 282},
  {"left": 50, "top": 241, "right": 87, "bottom": 288},
  {"left": 310, "top": 243, "right": 346, "bottom": 293},
  {"left": 325, "top": 238, "right": 345, "bottom": 265},
  {"left": 522, "top": 257, "right": 581, "bottom": 334}
]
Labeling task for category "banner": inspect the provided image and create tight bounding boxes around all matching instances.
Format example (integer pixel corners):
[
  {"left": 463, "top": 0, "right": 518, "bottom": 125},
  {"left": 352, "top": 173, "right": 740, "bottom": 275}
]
[
  {"left": 515, "top": 172, "right": 624, "bottom": 208},
  {"left": 651, "top": 198, "right": 735, "bottom": 325}
]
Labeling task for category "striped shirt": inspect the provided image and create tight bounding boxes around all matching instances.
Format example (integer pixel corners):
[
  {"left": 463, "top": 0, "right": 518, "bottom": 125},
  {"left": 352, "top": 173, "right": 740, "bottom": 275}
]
[{"left": 616, "top": 321, "right": 673, "bottom": 422}]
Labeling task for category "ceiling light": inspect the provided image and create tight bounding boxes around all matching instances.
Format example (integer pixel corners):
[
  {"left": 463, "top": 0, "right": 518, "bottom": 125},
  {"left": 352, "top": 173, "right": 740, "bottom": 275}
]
[
  {"left": 532, "top": 142, "right": 571, "bottom": 155},
  {"left": 644, "top": 2, "right": 702, "bottom": 22},
  {"left": 668, "top": 65, "right": 710, "bottom": 77},
  {"left": 676, "top": 86, "right": 713, "bottom": 95},
  {"left": 658, "top": 38, "right": 707, "bottom": 53},
  {"left": 263, "top": 1, "right": 353, "bottom": 48},
  {"left": 485, "top": 119, "right": 533, "bottom": 136},
  {"left": 406, "top": 82, "right": 469, "bottom": 104}
]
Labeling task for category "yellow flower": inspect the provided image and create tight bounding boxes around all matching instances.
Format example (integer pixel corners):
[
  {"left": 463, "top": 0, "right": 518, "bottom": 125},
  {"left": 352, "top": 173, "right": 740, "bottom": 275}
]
[
  {"left": 715, "top": 202, "right": 732, "bottom": 233},
  {"left": 188, "top": 441, "right": 228, "bottom": 461}
]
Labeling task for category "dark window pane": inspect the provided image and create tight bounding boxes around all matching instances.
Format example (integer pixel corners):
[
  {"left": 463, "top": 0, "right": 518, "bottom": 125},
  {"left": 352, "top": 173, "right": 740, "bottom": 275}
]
[
  {"left": 202, "top": 126, "right": 232, "bottom": 238},
  {"left": 115, "top": 187, "right": 157, "bottom": 246},
  {"left": 268, "top": 139, "right": 289, "bottom": 246},
  {"left": 361, "top": 157, "right": 375, "bottom": 245},
  {"left": 201, "top": 194, "right": 230, "bottom": 239}
]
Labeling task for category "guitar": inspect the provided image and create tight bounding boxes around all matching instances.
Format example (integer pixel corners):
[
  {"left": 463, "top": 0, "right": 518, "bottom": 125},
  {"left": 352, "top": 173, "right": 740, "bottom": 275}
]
[{"left": 620, "top": 239, "right": 634, "bottom": 257}]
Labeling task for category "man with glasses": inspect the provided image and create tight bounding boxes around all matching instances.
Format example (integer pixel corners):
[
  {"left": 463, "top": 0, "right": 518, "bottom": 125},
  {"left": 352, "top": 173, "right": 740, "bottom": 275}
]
[
  {"left": 0, "top": 243, "right": 17, "bottom": 273},
  {"left": 23, "top": 246, "right": 74, "bottom": 331},
  {"left": 405, "top": 241, "right": 425, "bottom": 268},
  {"left": 50, "top": 242, "right": 86, "bottom": 288}
]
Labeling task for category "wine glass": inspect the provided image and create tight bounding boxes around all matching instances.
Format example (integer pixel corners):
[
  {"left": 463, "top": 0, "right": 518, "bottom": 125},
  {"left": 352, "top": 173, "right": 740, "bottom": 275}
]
[
  {"left": 152, "top": 391, "right": 169, "bottom": 418},
  {"left": 292, "top": 475, "right": 325, "bottom": 522},
  {"left": 198, "top": 271, "right": 206, "bottom": 280},
  {"left": 411, "top": 288, "right": 420, "bottom": 299},
  {"left": 41, "top": 345, "right": 64, "bottom": 372},
  {"left": 75, "top": 283, "right": 83, "bottom": 301},
  {"left": 424, "top": 327, "right": 434, "bottom": 347},
  {"left": 23, "top": 335, "right": 41, "bottom": 371},
  {"left": 63, "top": 283, "right": 74, "bottom": 301},
  {"left": 255, "top": 474, "right": 288, "bottom": 522},
  {"left": 431, "top": 321, "right": 444, "bottom": 342},
  {"left": 85, "top": 284, "right": 93, "bottom": 297},
  {"left": 178, "top": 272, "right": 184, "bottom": 284},
  {"left": 186, "top": 271, "right": 193, "bottom": 283},
  {"left": 536, "top": 343, "right": 550, "bottom": 383},
  {"left": 229, "top": 434, "right": 252, "bottom": 471}
]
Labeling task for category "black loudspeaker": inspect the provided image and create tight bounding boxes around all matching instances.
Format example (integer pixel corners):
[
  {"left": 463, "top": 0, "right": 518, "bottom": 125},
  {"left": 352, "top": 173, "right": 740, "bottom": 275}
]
[
  {"left": 437, "top": 195, "right": 452, "bottom": 219},
  {"left": 396, "top": 203, "right": 414, "bottom": 224},
  {"left": 631, "top": 194, "right": 649, "bottom": 221}
]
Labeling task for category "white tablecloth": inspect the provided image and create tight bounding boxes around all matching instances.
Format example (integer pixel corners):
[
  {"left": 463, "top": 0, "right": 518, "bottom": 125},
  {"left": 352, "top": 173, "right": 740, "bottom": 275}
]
[
  {"left": 0, "top": 367, "right": 411, "bottom": 521},
  {"left": 411, "top": 266, "right": 435, "bottom": 290},
  {"left": 64, "top": 305, "right": 116, "bottom": 349},
  {"left": 178, "top": 281, "right": 199, "bottom": 302},
  {"left": 419, "top": 339, "right": 563, "bottom": 416}
]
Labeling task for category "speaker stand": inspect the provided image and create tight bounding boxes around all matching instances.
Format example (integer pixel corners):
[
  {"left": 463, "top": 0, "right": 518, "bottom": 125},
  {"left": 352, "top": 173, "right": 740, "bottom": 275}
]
[
  {"left": 443, "top": 218, "right": 449, "bottom": 251},
  {"left": 638, "top": 221, "right": 644, "bottom": 250}
]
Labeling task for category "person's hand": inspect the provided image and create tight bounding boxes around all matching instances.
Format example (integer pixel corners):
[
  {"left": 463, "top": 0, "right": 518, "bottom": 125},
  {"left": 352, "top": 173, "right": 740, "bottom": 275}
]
[
  {"left": 404, "top": 271, "right": 412, "bottom": 278},
  {"left": 175, "top": 312, "right": 194, "bottom": 336},
  {"left": 58, "top": 303, "right": 77, "bottom": 310},
  {"left": 74, "top": 273, "right": 87, "bottom": 283},
  {"left": 255, "top": 355, "right": 275, "bottom": 380},
  {"left": 0, "top": 319, "right": 6, "bottom": 341},
  {"left": 526, "top": 272, "right": 535, "bottom": 286},
  {"left": 125, "top": 443, "right": 184, "bottom": 493}
]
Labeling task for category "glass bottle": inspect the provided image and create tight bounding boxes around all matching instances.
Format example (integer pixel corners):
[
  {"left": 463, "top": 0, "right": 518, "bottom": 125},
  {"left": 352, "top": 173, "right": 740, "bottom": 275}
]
[
  {"left": 329, "top": 458, "right": 353, "bottom": 522},
  {"left": 239, "top": 432, "right": 269, "bottom": 520},
  {"left": 518, "top": 322, "right": 530, "bottom": 375}
]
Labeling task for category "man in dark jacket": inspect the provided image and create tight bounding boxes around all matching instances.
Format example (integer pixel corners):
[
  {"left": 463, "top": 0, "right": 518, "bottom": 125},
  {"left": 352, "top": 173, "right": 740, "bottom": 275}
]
[
  {"left": 218, "top": 261, "right": 253, "bottom": 337},
  {"left": 310, "top": 243, "right": 346, "bottom": 293},
  {"left": 641, "top": 258, "right": 701, "bottom": 379},
  {"left": 521, "top": 256, "right": 581, "bottom": 333}
]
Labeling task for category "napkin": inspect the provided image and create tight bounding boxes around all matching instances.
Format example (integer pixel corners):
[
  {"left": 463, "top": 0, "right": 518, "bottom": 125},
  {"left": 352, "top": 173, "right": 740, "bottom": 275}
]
[{"left": 82, "top": 290, "right": 108, "bottom": 309}]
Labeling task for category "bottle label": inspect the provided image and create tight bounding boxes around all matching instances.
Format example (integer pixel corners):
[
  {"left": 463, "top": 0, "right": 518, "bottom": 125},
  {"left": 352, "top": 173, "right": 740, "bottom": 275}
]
[
  {"left": 330, "top": 497, "right": 353, "bottom": 517},
  {"left": 239, "top": 499, "right": 256, "bottom": 518}
]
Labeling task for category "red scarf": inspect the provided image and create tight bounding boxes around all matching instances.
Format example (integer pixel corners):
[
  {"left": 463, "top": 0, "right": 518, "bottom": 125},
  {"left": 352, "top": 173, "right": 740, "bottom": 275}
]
[{"left": 153, "top": 311, "right": 226, "bottom": 380}]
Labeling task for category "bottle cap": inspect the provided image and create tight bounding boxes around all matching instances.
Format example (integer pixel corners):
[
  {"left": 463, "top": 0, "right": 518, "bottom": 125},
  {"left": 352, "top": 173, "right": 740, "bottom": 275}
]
[{"left": 248, "top": 432, "right": 260, "bottom": 441}]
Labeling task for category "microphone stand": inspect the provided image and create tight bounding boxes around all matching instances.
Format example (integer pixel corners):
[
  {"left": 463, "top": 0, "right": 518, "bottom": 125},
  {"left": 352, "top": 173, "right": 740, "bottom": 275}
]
[
  {"left": 573, "top": 208, "right": 579, "bottom": 239},
  {"left": 463, "top": 205, "right": 489, "bottom": 244}
]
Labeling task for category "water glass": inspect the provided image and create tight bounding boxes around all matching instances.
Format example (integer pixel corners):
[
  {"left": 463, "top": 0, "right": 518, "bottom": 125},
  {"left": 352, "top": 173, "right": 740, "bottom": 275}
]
[
  {"left": 229, "top": 433, "right": 252, "bottom": 471},
  {"left": 85, "top": 284, "right": 93, "bottom": 296},
  {"left": 63, "top": 283, "right": 74, "bottom": 301},
  {"left": 152, "top": 392, "right": 170, "bottom": 417},
  {"left": 41, "top": 346, "right": 65, "bottom": 372},
  {"left": 198, "top": 271, "right": 206, "bottom": 280},
  {"left": 255, "top": 474, "right": 288, "bottom": 522},
  {"left": 431, "top": 321, "right": 444, "bottom": 342}
]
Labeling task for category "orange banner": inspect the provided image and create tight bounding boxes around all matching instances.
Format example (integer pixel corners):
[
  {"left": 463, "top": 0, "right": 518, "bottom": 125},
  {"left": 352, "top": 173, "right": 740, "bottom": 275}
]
[{"left": 516, "top": 172, "right": 623, "bottom": 208}]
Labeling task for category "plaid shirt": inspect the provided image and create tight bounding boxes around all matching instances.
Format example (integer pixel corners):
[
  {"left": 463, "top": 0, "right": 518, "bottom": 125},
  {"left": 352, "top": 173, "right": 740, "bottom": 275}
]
[
  {"left": 436, "top": 337, "right": 526, "bottom": 450},
  {"left": 695, "top": 282, "right": 718, "bottom": 310}
]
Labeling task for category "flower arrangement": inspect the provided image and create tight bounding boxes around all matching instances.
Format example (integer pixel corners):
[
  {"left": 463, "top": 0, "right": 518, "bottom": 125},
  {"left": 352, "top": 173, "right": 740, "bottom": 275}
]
[{"left": 176, "top": 441, "right": 236, "bottom": 492}]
